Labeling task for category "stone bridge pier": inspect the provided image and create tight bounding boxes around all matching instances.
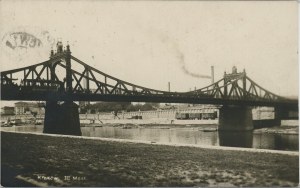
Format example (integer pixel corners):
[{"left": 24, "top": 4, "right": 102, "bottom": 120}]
[
  {"left": 44, "top": 101, "right": 82, "bottom": 136},
  {"left": 219, "top": 104, "right": 298, "bottom": 131},
  {"left": 252, "top": 105, "right": 298, "bottom": 128},
  {"left": 218, "top": 105, "right": 254, "bottom": 131},
  {"left": 274, "top": 105, "right": 298, "bottom": 124}
]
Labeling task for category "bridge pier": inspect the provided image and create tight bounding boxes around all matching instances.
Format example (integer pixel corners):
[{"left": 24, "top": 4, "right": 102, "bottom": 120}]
[
  {"left": 218, "top": 131, "right": 253, "bottom": 148},
  {"left": 44, "top": 101, "right": 82, "bottom": 136},
  {"left": 250, "top": 106, "right": 298, "bottom": 129},
  {"left": 44, "top": 101, "right": 62, "bottom": 134},
  {"left": 273, "top": 106, "right": 298, "bottom": 125},
  {"left": 218, "top": 105, "right": 254, "bottom": 131}
]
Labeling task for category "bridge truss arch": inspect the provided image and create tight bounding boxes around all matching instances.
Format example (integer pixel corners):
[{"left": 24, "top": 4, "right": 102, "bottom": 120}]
[{"left": 0, "top": 43, "right": 297, "bottom": 108}]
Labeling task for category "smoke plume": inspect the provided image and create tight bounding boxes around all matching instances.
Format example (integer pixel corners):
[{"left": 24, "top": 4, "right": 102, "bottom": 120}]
[
  {"left": 176, "top": 51, "right": 211, "bottom": 79},
  {"left": 146, "top": 27, "right": 211, "bottom": 79}
]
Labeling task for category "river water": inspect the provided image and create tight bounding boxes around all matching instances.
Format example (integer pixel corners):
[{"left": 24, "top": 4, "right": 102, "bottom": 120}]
[{"left": 1, "top": 125, "right": 298, "bottom": 151}]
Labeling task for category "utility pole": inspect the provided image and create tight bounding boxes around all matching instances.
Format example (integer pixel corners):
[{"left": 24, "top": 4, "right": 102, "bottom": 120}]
[{"left": 211, "top": 66, "right": 214, "bottom": 84}]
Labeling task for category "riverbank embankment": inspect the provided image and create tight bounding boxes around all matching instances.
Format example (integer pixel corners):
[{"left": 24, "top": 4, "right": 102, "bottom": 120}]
[{"left": 1, "top": 131, "right": 298, "bottom": 187}]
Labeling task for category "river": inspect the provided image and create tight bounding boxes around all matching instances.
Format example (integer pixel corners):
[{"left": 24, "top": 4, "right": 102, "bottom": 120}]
[{"left": 1, "top": 125, "right": 298, "bottom": 151}]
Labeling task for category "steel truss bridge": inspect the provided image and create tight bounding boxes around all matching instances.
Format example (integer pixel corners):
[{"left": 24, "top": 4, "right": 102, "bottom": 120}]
[{"left": 0, "top": 43, "right": 298, "bottom": 108}]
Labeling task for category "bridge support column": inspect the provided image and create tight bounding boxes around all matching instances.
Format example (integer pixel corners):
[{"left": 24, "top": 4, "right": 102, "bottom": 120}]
[
  {"left": 218, "top": 105, "right": 253, "bottom": 131},
  {"left": 218, "top": 131, "right": 253, "bottom": 148},
  {"left": 44, "top": 101, "right": 82, "bottom": 136},
  {"left": 273, "top": 106, "right": 298, "bottom": 126},
  {"left": 44, "top": 101, "right": 63, "bottom": 134}
]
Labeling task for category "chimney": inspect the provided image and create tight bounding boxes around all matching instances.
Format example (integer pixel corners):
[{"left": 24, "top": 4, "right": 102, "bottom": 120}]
[
  {"left": 211, "top": 66, "right": 214, "bottom": 84},
  {"left": 168, "top": 82, "right": 171, "bottom": 92}
]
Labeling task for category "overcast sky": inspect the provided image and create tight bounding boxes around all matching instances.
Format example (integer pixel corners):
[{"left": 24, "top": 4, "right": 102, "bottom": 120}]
[{"left": 0, "top": 1, "right": 298, "bottom": 106}]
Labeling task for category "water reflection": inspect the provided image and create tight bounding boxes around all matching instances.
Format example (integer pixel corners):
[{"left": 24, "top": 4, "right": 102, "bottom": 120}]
[
  {"left": 218, "top": 131, "right": 253, "bottom": 148},
  {"left": 274, "top": 134, "right": 299, "bottom": 151},
  {"left": 82, "top": 127, "right": 219, "bottom": 146},
  {"left": 1, "top": 125, "right": 43, "bottom": 133},
  {"left": 1, "top": 125, "right": 298, "bottom": 151},
  {"left": 253, "top": 133, "right": 299, "bottom": 151}
]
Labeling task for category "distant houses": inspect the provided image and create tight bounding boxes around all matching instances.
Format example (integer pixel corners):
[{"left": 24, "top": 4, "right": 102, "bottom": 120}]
[
  {"left": 1, "top": 102, "right": 45, "bottom": 115},
  {"left": 1, "top": 106, "right": 14, "bottom": 115}
]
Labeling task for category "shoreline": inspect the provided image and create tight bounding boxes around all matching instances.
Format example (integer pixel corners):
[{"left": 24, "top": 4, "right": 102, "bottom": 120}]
[
  {"left": 3, "top": 122, "right": 298, "bottom": 135},
  {"left": 1, "top": 130, "right": 298, "bottom": 156}
]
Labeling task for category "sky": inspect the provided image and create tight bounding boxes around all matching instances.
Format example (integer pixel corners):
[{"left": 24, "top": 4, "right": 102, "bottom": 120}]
[{"left": 0, "top": 0, "right": 298, "bottom": 107}]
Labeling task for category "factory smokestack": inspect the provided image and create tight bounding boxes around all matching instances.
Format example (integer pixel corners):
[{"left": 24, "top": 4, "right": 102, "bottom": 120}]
[
  {"left": 168, "top": 82, "right": 171, "bottom": 92},
  {"left": 211, "top": 66, "right": 214, "bottom": 84}
]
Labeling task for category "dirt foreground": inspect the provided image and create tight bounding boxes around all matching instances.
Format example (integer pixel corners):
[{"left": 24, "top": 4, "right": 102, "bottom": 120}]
[{"left": 1, "top": 131, "right": 299, "bottom": 187}]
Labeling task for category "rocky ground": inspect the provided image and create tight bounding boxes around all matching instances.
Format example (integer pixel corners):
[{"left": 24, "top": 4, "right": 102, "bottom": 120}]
[
  {"left": 1, "top": 131, "right": 299, "bottom": 187},
  {"left": 254, "top": 126, "right": 299, "bottom": 134},
  {"left": 84, "top": 123, "right": 219, "bottom": 130}
]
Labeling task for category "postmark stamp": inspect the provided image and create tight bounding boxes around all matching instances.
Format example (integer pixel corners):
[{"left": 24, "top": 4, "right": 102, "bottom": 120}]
[
  {"left": 4, "top": 32, "right": 43, "bottom": 50},
  {"left": 1, "top": 27, "right": 56, "bottom": 66}
]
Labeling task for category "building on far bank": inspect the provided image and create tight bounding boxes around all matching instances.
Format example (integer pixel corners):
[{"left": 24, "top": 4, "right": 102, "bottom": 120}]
[
  {"left": 1, "top": 106, "right": 15, "bottom": 115},
  {"left": 14, "top": 102, "right": 45, "bottom": 115}
]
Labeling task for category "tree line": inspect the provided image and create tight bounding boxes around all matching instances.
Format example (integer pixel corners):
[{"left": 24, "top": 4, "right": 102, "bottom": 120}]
[{"left": 80, "top": 102, "right": 160, "bottom": 114}]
